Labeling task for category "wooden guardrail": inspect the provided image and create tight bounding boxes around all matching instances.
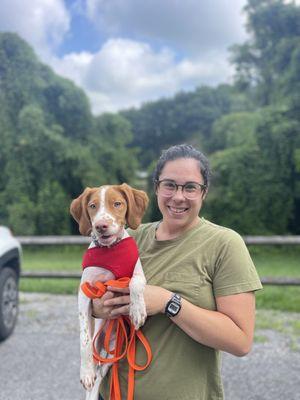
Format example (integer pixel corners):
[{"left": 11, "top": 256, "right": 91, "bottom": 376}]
[
  {"left": 17, "top": 235, "right": 90, "bottom": 245},
  {"left": 19, "top": 271, "right": 300, "bottom": 286},
  {"left": 17, "top": 235, "right": 300, "bottom": 286},
  {"left": 16, "top": 235, "right": 300, "bottom": 245}
]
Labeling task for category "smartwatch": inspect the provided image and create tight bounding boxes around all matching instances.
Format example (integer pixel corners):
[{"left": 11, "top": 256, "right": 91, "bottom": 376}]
[{"left": 165, "top": 293, "right": 182, "bottom": 318}]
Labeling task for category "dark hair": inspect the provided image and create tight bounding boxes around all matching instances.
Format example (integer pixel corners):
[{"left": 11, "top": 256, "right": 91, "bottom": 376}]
[{"left": 152, "top": 144, "right": 211, "bottom": 190}]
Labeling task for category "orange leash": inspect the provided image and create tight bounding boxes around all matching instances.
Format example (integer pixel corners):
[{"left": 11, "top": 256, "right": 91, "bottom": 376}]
[{"left": 81, "top": 278, "right": 152, "bottom": 400}]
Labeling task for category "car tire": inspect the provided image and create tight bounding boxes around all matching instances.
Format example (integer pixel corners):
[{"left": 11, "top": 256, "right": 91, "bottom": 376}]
[{"left": 0, "top": 267, "right": 19, "bottom": 341}]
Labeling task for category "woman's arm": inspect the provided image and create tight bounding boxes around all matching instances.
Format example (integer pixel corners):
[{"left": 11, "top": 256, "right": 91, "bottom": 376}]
[
  {"left": 95, "top": 285, "right": 256, "bottom": 357},
  {"left": 168, "top": 290, "right": 255, "bottom": 356}
]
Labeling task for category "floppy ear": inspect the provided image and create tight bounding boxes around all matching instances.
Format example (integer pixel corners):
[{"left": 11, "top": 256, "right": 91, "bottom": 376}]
[
  {"left": 119, "top": 183, "right": 149, "bottom": 229},
  {"left": 70, "top": 187, "right": 93, "bottom": 236}
]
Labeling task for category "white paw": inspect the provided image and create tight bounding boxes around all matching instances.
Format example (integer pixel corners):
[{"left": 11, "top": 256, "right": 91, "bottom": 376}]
[
  {"left": 130, "top": 300, "right": 147, "bottom": 330},
  {"left": 80, "top": 365, "right": 97, "bottom": 391}
]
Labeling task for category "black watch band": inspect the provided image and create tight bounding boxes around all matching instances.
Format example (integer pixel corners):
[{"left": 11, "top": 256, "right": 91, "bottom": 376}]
[{"left": 165, "top": 293, "right": 182, "bottom": 318}]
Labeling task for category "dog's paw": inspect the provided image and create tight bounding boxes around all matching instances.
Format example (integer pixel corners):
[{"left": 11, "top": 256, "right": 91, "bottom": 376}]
[
  {"left": 130, "top": 300, "right": 147, "bottom": 330},
  {"left": 80, "top": 366, "right": 97, "bottom": 391}
]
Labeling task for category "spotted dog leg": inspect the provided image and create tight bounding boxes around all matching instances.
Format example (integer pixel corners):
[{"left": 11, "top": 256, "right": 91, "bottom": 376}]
[
  {"left": 78, "top": 290, "right": 98, "bottom": 392},
  {"left": 129, "top": 258, "right": 147, "bottom": 330}
]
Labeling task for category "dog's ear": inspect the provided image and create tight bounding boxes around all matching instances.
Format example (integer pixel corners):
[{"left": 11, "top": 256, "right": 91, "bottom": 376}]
[
  {"left": 118, "top": 183, "right": 149, "bottom": 229},
  {"left": 70, "top": 187, "right": 93, "bottom": 236}
]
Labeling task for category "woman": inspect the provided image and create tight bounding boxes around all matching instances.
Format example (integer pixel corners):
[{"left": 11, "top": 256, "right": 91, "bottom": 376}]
[{"left": 93, "top": 144, "right": 262, "bottom": 400}]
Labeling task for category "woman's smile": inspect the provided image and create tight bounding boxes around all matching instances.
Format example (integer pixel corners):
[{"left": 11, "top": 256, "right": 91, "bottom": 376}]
[{"left": 167, "top": 205, "right": 189, "bottom": 215}]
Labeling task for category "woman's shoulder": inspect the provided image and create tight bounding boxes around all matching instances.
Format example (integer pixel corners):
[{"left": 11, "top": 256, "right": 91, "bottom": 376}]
[
  {"left": 200, "top": 218, "right": 245, "bottom": 246},
  {"left": 127, "top": 221, "right": 157, "bottom": 240}
]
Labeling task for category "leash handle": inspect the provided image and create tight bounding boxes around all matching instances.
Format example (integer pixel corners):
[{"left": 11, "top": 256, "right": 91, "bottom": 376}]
[{"left": 81, "top": 281, "right": 106, "bottom": 298}]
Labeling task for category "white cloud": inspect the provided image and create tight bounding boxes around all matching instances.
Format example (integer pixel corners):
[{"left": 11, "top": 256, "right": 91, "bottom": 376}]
[
  {"left": 0, "top": 0, "right": 70, "bottom": 57},
  {"left": 0, "top": 0, "right": 246, "bottom": 114},
  {"left": 85, "top": 39, "right": 175, "bottom": 93},
  {"left": 50, "top": 51, "right": 94, "bottom": 87},
  {"left": 85, "top": 0, "right": 248, "bottom": 55},
  {"left": 51, "top": 38, "right": 233, "bottom": 114},
  {"left": 284, "top": 0, "right": 300, "bottom": 4}
]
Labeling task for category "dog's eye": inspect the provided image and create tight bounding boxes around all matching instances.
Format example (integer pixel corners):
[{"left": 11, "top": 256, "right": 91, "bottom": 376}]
[
  {"left": 89, "top": 203, "right": 96, "bottom": 209},
  {"left": 114, "top": 201, "right": 122, "bottom": 208}
]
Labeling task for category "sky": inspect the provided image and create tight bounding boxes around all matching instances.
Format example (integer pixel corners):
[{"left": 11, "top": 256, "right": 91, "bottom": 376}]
[{"left": 0, "top": 0, "right": 250, "bottom": 115}]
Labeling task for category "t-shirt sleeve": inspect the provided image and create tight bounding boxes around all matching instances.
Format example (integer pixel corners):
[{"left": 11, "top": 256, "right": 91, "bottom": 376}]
[{"left": 212, "top": 230, "right": 263, "bottom": 297}]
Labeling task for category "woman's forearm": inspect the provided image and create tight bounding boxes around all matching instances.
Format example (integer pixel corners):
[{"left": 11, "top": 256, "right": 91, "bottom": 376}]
[
  {"left": 171, "top": 298, "right": 253, "bottom": 356},
  {"left": 143, "top": 285, "right": 255, "bottom": 357}
]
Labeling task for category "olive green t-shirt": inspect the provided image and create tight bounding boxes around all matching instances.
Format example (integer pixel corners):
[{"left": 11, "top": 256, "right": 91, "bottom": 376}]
[{"left": 100, "top": 218, "right": 262, "bottom": 400}]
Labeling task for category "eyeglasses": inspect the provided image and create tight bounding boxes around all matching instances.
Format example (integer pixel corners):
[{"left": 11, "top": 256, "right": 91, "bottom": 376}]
[{"left": 156, "top": 179, "right": 206, "bottom": 199}]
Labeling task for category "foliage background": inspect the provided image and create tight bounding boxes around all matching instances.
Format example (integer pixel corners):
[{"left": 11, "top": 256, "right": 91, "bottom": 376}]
[{"left": 0, "top": 0, "right": 299, "bottom": 235}]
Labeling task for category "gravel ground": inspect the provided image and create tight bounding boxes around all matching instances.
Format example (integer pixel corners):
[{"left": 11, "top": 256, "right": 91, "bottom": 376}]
[{"left": 0, "top": 293, "right": 299, "bottom": 400}]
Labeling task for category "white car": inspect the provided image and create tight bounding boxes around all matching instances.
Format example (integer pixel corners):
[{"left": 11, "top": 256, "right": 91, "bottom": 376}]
[{"left": 0, "top": 226, "right": 22, "bottom": 341}]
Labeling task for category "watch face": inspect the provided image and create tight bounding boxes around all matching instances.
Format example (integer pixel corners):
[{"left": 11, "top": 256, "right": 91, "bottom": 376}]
[{"left": 168, "top": 303, "right": 180, "bottom": 314}]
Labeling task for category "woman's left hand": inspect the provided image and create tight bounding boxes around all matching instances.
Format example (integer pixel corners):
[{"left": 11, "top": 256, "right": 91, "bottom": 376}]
[
  {"left": 104, "top": 284, "right": 171, "bottom": 317},
  {"left": 103, "top": 286, "right": 130, "bottom": 318}
]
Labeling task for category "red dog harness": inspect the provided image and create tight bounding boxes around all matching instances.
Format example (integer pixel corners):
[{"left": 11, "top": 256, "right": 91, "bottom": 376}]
[{"left": 82, "top": 237, "right": 139, "bottom": 278}]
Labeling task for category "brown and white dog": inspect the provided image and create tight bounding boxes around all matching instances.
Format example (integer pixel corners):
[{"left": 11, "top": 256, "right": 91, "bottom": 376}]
[{"left": 70, "top": 183, "right": 149, "bottom": 400}]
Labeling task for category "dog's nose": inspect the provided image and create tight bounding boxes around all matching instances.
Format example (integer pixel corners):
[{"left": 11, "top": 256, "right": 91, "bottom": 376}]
[{"left": 95, "top": 222, "right": 109, "bottom": 232}]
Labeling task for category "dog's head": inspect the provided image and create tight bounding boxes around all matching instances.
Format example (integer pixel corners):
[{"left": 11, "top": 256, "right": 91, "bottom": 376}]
[{"left": 70, "top": 183, "right": 149, "bottom": 246}]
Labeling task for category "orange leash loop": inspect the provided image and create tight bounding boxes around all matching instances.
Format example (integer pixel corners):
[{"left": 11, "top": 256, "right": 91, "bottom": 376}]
[
  {"left": 81, "top": 277, "right": 130, "bottom": 299},
  {"left": 81, "top": 280, "right": 106, "bottom": 298},
  {"left": 125, "top": 316, "right": 152, "bottom": 400},
  {"left": 81, "top": 278, "right": 152, "bottom": 400},
  {"left": 92, "top": 317, "right": 128, "bottom": 364}
]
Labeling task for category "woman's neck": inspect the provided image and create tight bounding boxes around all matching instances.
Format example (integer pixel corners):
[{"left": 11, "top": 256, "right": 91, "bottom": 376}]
[{"left": 156, "top": 217, "right": 200, "bottom": 241}]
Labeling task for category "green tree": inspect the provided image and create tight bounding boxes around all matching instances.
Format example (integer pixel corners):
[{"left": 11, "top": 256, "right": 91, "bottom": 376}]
[
  {"left": 210, "top": 112, "right": 259, "bottom": 152},
  {"left": 228, "top": 0, "right": 300, "bottom": 233},
  {"left": 206, "top": 106, "right": 299, "bottom": 234},
  {"left": 91, "top": 113, "right": 139, "bottom": 185},
  {"left": 36, "top": 182, "right": 70, "bottom": 234},
  {"left": 231, "top": 0, "right": 300, "bottom": 105},
  {"left": 0, "top": 33, "right": 141, "bottom": 234},
  {"left": 122, "top": 84, "right": 239, "bottom": 167},
  {"left": 7, "top": 197, "right": 37, "bottom": 235},
  {"left": 205, "top": 145, "right": 268, "bottom": 234}
]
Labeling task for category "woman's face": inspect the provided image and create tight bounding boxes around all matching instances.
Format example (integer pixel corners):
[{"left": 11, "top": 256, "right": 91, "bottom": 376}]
[{"left": 156, "top": 157, "right": 206, "bottom": 232}]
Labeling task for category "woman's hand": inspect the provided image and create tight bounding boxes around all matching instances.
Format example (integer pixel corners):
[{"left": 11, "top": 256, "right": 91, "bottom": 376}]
[
  {"left": 92, "top": 290, "right": 119, "bottom": 319},
  {"left": 101, "top": 285, "right": 172, "bottom": 318},
  {"left": 92, "top": 286, "right": 131, "bottom": 319}
]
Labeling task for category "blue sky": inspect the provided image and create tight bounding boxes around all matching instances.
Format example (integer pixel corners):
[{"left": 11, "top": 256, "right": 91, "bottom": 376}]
[{"left": 1, "top": 0, "right": 249, "bottom": 114}]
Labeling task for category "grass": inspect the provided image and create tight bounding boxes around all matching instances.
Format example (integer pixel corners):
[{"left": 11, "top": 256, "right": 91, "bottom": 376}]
[
  {"left": 20, "top": 244, "right": 84, "bottom": 294},
  {"left": 248, "top": 245, "right": 300, "bottom": 312},
  {"left": 255, "top": 286, "right": 300, "bottom": 312},
  {"left": 255, "top": 309, "right": 300, "bottom": 350},
  {"left": 249, "top": 245, "right": 300, "bottom": 277},
  {"left": 19, "top": 244, "right": 300, "bottom": 312},
  {"left": 20, "top": 278, "right": 79, "bottom": 294},
  {"left": 254, "top": 334, "right": 269, "bottom": 344},
  {"left": 21, "top": 244, "right": 86, "bottom": 271}
]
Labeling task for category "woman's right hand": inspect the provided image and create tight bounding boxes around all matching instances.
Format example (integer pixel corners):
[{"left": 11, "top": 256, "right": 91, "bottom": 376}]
[{"left": 92, "top": 290, "right": 116, "bottom": 319}]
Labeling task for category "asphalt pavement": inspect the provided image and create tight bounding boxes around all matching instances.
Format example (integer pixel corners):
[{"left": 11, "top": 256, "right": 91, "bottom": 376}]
[{"left": 0, "top": 293, "right": 299, "bottom": 400}]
